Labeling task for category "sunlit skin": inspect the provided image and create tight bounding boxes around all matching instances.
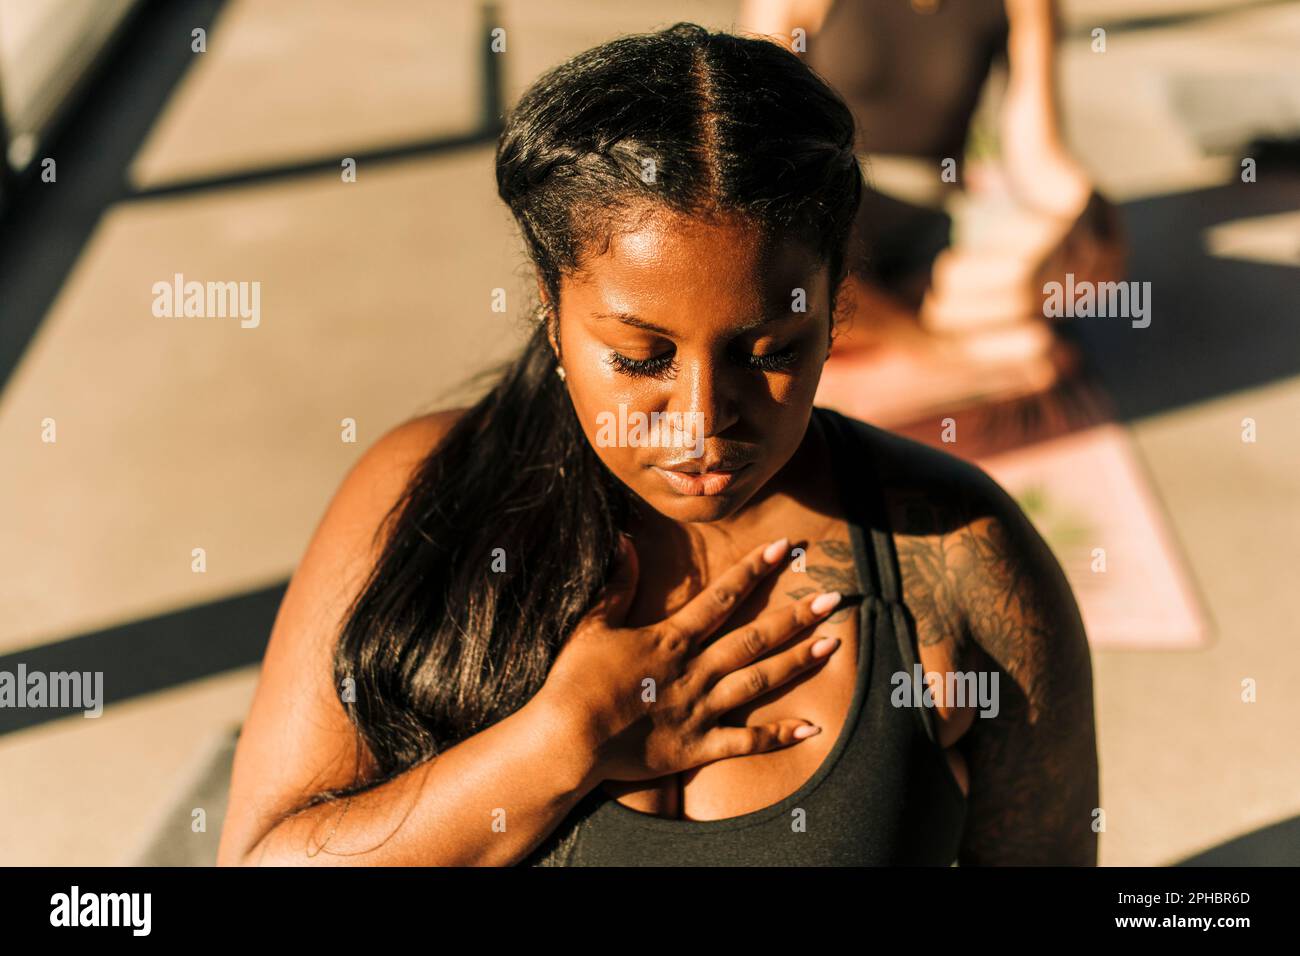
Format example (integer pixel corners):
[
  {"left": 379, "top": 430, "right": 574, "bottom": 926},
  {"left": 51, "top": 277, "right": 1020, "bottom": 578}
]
[
  {"left": 218, "top": 202, "right": 1097, "bottom": 865},
  {"left": 543, "top": 206, "right": 893, "bottom": 820},
  {"left": 533, "top": 211, "right": 1096, "bottom": 847},
  {"left": 547, "top": 207, "right": 834, "bottom": 541}
]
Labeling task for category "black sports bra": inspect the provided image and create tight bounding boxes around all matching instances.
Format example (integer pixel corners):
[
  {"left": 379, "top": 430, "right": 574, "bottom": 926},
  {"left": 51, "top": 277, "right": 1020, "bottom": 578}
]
[{"left": 523, "top": 407, "right": 967, "bottom": 865}]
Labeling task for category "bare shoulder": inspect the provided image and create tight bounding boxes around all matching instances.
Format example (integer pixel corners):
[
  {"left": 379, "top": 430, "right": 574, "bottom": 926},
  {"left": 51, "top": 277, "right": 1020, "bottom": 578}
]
[
  {"left": 385, "top": 407, "right": 468, "bottom": 450},
  {"left": 356, "top": 408, "right": 468, "bottom": 491},
  {"left": 217, "top": 407, "right": 467, "bottom": 864},
  {"left": 839, "top": 417, "right": 1064, "bottom": 632},
  {"left": 838, "top": 415, "right": 1013, "bottom": 525},
  {"left": 838, "top": 413, "right": 1099, "bottom": 864},
  {"left": 841, "top": 417, "right": 1039, "bottom": 674},
  {"left": 291, "top": 408, "right": 471, "bottom": 573}
]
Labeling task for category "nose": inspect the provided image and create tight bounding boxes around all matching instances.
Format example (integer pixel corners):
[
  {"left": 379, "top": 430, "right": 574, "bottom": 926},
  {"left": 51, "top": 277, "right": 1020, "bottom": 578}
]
[{"left": 666, "top": 355, "right": 739, "bottom": 443}]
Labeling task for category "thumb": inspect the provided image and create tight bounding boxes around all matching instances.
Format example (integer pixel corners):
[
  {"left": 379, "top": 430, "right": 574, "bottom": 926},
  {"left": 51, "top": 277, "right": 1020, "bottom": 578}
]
[{"left": 588, "top": 534, "right": 640, "bottom": 629}]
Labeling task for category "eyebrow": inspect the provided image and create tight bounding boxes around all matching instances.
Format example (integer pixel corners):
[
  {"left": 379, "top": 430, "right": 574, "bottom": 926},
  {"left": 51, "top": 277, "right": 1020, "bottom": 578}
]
[{"left": 593, "top": 311, "right": 799, "bottom": 336}]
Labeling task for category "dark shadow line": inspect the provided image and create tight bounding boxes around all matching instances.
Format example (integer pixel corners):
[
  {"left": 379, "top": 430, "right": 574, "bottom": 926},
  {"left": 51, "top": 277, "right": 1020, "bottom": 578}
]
[
  {"left": 0, "top": 582, "right": 286, "bottom": 736},
  {"left": 126, "top": 128, "right": 501, "bottom": 202},
  {"left": 0, "top": 0, "right": 151, "bottom": 215},
  {"left": 481, "top": 2, "right": 505, "bottom": 129},
  {"left": 1173, "top": 814, "right": 1300, "bottom": 866},
  {"left": 1066, "top": 0, "right": 1297, "bottom": 39},
  {"left": 1071, "top": 174, "right": 1300, "bottom": 423},
  {"left": 0, "top": 0, "right": 506, "bottom": 390},
  {"left": 0, "top": 69, "right": 12, "bottom": 205},
  {"left": 124, "top": 0, "right": 506, "bottom": 201},
  {"left": 0, "top": 0, "right": 229, "bottom": 393}
]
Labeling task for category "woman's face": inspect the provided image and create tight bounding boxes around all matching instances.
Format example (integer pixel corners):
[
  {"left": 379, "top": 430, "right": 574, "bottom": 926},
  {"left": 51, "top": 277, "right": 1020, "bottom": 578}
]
[{"left": 552, "top": 207, "right": 834, "bottom": 524}]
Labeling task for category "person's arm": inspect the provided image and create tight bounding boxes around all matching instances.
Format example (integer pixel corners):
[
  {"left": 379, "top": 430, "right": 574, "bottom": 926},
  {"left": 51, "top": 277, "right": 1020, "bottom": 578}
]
[
  {"left": 736, "top": 0, "right": 833, "bottom": 53},
  {"left": 951, "top": 467, "right": 1100, "bottom": 864},
  {"left": 239, "top": 694, "right": 597, "bottom": 867},
  {"left": 1000, "top": 0, "right": 1093, "bottom": 217},
  {"left": 216, "top": 413, "right": 599, "bottom": 866}
]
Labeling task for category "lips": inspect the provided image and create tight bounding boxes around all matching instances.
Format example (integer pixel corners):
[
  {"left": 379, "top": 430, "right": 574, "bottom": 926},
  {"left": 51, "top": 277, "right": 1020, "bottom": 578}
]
[
  {"left": 656, "top": 452, "right": 754, "bottom": 475},
  {"left": 652, "top": 460, "right": 752, "bottom": 496}
]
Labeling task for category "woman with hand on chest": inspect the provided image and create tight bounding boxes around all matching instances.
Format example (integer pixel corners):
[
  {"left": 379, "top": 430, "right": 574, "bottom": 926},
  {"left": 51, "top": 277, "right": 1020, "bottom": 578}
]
[{"left": 217, "top": 22, "right": 1098, "bottom": 868}]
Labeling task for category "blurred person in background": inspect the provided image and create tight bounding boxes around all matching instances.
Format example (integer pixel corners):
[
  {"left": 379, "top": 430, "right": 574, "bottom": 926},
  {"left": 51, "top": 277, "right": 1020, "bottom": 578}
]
[{"left": 740, "top": 0, "right": 1126, "bottom": 424}]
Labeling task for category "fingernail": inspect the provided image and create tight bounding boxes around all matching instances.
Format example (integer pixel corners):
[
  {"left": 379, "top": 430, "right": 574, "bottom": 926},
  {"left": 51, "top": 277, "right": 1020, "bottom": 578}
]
[
  {"left": 811, "top": 636, "right": 840, "bottom": 658},
  {"left": 763, "top": 538, "right": 790, "bottom": 564},
  {"left": 793, "top": 724, "right": 822, "bottom": 739},
  {"left": 810, "top": 591, "right": 842, "bottom": 615}
]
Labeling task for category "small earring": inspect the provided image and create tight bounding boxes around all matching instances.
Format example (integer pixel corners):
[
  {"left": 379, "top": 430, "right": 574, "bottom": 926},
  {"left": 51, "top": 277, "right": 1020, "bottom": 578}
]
[{"left": 555, "top": 365, "right": 566, "bottom": 381}]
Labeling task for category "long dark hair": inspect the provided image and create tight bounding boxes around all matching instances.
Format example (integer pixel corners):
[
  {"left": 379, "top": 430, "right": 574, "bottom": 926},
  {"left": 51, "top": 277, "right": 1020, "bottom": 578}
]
[{"left": 288, "top": 22, "right": 863, "bottom": 843}]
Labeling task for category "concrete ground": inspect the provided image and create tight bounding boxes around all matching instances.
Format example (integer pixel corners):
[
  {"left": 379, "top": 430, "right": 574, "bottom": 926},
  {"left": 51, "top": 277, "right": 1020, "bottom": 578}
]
[{"left": 0, "top": 0, "right": 1296, "bottom": 866}]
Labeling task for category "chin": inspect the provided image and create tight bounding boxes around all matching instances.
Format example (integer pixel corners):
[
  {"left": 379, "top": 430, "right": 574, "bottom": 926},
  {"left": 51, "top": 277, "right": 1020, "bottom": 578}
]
[{"left": 653, "top": 492, "right": 747, "bottom": 524}]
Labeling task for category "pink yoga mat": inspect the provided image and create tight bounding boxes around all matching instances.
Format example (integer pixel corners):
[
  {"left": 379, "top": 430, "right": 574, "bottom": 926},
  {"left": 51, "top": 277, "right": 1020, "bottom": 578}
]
[{"left": 974, "top": 423, "right": 1208, "bottom": 650}]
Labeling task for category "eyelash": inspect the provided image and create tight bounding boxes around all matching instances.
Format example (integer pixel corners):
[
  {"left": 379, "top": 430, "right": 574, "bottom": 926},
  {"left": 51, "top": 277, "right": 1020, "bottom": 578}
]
[{"left": 607, "top": 344, "right": 801, "bottom": 379}]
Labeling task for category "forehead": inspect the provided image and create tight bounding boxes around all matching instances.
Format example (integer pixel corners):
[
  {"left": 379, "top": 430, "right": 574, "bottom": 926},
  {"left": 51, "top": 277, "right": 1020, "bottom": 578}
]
[{"left": 561, "top": 208, "right": 825, "bottom": 314}]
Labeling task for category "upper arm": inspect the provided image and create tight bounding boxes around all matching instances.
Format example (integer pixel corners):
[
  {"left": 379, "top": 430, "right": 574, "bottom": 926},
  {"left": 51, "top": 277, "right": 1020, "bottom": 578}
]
[
  {"left": 871, "top": 423, "right": 1098, "bottom": 864},
  {"left": 216, "top": 409, "right": 464, "bottom": 865},
  {"left": 951, "top": 467, "right": 1099, "bottom": 865}
]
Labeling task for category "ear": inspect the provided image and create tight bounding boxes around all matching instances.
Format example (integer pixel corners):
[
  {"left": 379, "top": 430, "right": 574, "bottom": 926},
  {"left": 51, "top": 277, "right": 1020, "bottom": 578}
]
[
  {"left": 546, "top": 321, "right": 561, "bottom": 361},
  {"left": 537, "top": 285, "right": 561, "bottom": 360}
]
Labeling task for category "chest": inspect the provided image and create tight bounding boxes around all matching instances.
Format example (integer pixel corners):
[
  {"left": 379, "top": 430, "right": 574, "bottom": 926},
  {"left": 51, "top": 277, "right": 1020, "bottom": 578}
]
[{"left": 601, "top": 525, "right": 968, "bottom": 820}]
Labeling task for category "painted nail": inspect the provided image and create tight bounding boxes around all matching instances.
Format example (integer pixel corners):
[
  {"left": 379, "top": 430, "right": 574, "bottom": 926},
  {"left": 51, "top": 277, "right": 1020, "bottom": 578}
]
[
  {"left": 811, "top": 636, "right": 841, "bottom": 658},
  {"left": 810, "top": 591, "right": 842, "bottom": 615},
  {"left": 763, "top": 537, "right": 790, "bottom": 564},
  {"left": 793, "top": 724, "right": 822, "bottom": 739}
]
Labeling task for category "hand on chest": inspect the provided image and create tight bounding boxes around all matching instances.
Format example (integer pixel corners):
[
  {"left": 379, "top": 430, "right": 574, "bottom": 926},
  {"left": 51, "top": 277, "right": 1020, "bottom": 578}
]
[
  {"left": 604, "top": 521, "right": 973, "bottom": 819},
  {"left": 607, "top": 533, "right": 866, "bottom": 820}
]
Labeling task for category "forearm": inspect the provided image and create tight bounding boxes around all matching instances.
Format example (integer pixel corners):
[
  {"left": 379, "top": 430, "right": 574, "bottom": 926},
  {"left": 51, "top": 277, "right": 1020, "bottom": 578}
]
[
  {"left": 239, "top": 693, "right": 599, "bottom": 867},
  {"left": 737, "top": 0, "right": 830, "bottom": 53},
  {"left": 738, "top": 0, "right": 796, "bottom": 37},
  {"left": 1001, "top": 0, "right": 1091, "bottom": 215}
]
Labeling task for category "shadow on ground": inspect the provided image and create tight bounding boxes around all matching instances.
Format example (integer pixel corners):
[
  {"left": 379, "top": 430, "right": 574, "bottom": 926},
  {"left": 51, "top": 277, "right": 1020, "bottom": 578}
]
[
  {"left": 1173, "top": 814, "right": 1300, "bottom": 865},
  {"left": 1073, "top": 166, "right": 1300, "bottom": 424}
]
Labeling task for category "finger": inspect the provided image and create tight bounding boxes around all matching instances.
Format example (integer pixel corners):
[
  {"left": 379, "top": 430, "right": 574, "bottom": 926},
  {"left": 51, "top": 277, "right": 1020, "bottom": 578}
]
[
  {"left": 700, "top": 719, "right": 823, "bottom": 763},
  {"left": 697, "top": 589, "right": 842, "bottom": 681},
  {"left": 704, "top": 629, "right": 841, "bottom": 716},
  {"left": 584, "top": 535, "right": 640, "bottom": 629},
  {"left": 663, "top": 538, "right": 790, "bottom": 646}
]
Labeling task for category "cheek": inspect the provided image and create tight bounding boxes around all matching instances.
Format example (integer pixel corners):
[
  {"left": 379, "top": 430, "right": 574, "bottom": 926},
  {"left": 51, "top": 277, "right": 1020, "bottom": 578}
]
[
  {"left": 759, "top": 342, "right": 827, "bottom": 411},
  {"left": 566, "top": 344, "right": 629, "bottom": 425},
  {"left": 758, "top": 352, "right": 825, "bottom": 460},
  {"left": 563, "top": 357, "right": 652, "bottom": 480}
]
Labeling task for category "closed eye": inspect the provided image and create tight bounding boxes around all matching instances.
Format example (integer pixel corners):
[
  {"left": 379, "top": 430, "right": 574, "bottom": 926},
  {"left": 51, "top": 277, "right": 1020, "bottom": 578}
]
[
  {"left": 607, "top": 343, "right": 801, "bottom": 379},
  {"left": 741, "top": 342, "right": 800, "bottom": 372},
  {"left": 607, "top": 351, "right": 678, "bottom": 379}
]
